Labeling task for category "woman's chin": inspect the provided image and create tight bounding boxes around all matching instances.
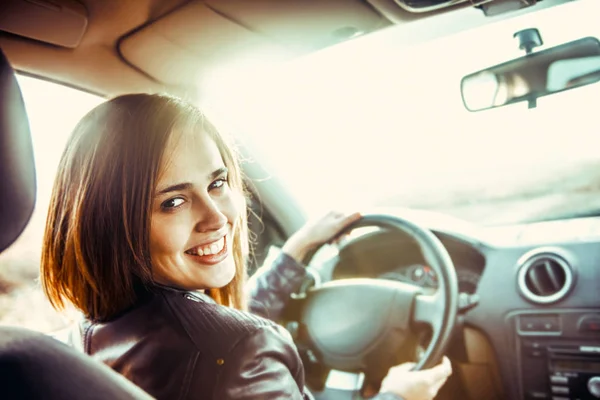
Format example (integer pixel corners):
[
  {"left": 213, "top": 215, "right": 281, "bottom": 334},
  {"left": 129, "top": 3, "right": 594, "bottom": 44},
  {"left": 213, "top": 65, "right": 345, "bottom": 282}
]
[{"left": 205, "top": 258, "right": 237, "bottom": 288}]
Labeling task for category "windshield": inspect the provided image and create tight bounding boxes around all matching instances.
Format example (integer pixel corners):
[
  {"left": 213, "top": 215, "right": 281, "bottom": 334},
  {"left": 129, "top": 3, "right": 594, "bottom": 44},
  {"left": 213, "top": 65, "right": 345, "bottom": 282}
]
[{"left": 211, "top": 0, "right": 600, "bottom": 226}]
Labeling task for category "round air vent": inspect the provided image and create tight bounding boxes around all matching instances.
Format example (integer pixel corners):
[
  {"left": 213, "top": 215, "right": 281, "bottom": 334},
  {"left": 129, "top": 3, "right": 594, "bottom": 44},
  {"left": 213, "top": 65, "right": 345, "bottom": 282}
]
[{"left": 517, "top": 248, "right": 576, "bottom": 304}]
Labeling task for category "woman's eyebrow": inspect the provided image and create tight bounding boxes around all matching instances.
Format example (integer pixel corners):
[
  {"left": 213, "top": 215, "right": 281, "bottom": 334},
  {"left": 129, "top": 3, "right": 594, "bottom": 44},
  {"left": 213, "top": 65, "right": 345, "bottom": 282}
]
[
  {"left": 156, "top": 168, "right": 228, "bottom": 196},
  {"left": 210, "top": 166, "right": 228, "bottom": 180},
  {"left": 157, "top": 182, "right": 192, "bottom": 195}
]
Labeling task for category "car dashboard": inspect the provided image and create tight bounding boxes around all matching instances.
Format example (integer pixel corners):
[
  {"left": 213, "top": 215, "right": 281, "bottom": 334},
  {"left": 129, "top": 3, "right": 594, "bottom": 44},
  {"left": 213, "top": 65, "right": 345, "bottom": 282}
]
[
  {"left": 333, "top": 230, "right": 485, "bottom": 296},
  {"left": 313, "top": 214, "right": 600, "bottom": 400}
]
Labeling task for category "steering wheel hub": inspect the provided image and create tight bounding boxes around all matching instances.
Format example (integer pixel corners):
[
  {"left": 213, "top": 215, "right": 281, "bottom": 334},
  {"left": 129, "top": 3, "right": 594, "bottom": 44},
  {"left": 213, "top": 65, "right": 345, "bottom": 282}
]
[{"left": 301, "top": 279, "right": 420, "bottom": 366}]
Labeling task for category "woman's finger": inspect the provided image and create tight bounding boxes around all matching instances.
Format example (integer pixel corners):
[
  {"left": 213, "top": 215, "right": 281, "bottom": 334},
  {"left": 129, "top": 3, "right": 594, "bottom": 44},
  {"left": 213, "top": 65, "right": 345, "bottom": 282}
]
[
  {"left": 336, "top": 211, "right": 361, "bottom": 228},
  {"left": 427, "top": 357, "right": 452, "bottom": 382}
]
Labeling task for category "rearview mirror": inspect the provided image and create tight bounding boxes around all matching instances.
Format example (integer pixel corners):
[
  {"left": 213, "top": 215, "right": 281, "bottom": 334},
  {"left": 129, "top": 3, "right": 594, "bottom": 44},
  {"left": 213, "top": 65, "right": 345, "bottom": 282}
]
[{"left": 461, "top": 37, "right": 600, "bottom": 112}]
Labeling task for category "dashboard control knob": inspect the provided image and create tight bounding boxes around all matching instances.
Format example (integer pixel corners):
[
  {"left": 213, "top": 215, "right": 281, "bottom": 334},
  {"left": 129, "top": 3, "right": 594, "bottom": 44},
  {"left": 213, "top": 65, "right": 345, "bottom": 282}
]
[
  {"left": 457, "top": 292, "right": 480, "bottom": 313},
  {"left": 410, "top": 265, "right": 426, "bottom": 284},
  {"left": 589, "top": 376, "right": 600, "bottom": 398}
]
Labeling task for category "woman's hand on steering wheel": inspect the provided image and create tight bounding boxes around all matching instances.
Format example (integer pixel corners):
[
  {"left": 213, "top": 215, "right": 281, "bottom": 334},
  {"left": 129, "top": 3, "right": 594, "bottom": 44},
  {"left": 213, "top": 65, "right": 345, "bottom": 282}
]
[
  {"left": 380, "top": 356, "right": 452, "bottom": 400},
  {"left": 282, "top": 211, "right": 361, "bottom": 263}
]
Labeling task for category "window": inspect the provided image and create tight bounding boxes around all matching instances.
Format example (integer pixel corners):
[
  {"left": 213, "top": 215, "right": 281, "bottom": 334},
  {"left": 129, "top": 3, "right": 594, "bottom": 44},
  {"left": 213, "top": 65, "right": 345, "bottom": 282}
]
[
  {"left": 0, "top": 75, "right": 104, "bottom": 332},
  {"left": 213, "top": 0, "right": 600, "bottom": 226}
]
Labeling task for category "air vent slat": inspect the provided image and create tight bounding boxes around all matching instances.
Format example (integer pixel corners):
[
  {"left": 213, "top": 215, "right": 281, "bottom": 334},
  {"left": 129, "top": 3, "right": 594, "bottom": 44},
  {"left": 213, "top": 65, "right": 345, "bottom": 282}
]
[
  {"left": 517, "top": 248, "right": 575, "bottom": 304},
  {"left": 544, "top": 260, "right": 562, "bottom": 292},
  {"left": 527, "top": 266, "right": 549, "bottom": 296}
]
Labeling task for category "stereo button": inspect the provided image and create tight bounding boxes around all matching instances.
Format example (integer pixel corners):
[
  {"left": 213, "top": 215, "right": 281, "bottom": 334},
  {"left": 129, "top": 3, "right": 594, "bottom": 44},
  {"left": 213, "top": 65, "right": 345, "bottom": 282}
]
[
  {"left": 539, "top": 316, "right": 559, "bottom": 332},
  {"left": 522, "top": 341, "right": 545, "bottom": 357},
  {"left": 551, "top": 386, "right": 569, "bottom": 394},
  {"left": 550, "top": 376, "right": 568, "bottom": 384},
  {"left": 528, "top": 349, "right": 544, "bottom": 358},
  {"left": 579, "top": 316, "right": 600, "bottom": 333},
  {"left": 527, "top": 391, "right": 549, "bottom": 399},
  {"left": 522, "top": 320, "right": 539, "bottom": 331}
]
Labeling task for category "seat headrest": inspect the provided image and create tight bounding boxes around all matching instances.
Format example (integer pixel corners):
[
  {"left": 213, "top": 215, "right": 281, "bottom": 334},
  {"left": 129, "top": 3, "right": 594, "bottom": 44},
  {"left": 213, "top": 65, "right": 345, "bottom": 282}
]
[{"left": 0, "top": 49, "right": 36, "bottom": 253}]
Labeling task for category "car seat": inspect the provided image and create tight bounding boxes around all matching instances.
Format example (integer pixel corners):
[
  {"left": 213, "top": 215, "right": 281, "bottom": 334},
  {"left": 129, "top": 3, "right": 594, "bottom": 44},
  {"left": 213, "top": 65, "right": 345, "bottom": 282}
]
[{"left": 0, "top": 47, "right": 152, "bottom": 400}]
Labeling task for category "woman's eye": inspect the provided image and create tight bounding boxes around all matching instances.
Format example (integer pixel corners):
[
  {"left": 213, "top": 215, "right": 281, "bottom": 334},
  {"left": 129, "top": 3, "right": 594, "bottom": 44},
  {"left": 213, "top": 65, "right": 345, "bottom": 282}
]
[
  {"left": 161, "top": 197, "right": 185, "bottom": 209},
  {"left": 209, "top": 178, "right": 228, "bottom": 191}
]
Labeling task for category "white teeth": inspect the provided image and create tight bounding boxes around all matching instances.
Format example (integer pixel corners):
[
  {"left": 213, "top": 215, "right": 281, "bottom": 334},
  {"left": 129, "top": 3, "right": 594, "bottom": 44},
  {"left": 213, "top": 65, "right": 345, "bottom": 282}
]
[{"left": 190, "top": 237, "right": 225, "bottom": 256}]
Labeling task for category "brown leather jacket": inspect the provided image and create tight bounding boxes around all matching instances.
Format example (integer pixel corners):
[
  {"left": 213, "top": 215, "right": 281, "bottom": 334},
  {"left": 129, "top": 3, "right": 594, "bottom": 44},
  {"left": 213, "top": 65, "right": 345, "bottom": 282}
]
[
  {"left": 80, "top": 253, "right": 312, "bottom": 399},
  {"left": 79, "top": 253, "right": 402, "bottom": 400}
]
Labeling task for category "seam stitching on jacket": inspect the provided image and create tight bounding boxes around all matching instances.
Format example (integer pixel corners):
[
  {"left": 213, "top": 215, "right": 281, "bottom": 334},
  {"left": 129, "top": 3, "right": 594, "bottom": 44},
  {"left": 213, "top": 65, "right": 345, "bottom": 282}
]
[
  {"left": 212, "top": 327, "right": 265, "bottom": 399},
  {"left": 179, "top": 351, "right": 200, "bottom": 400},
  {"left": 82, "top": 322, "right": 94, "bottom": 353}
]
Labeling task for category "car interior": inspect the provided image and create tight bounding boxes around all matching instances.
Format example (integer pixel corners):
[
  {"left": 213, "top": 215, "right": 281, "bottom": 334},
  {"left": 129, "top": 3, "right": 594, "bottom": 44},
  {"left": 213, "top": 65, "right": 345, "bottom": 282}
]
[{"left": 1, "top": 0, "right": 600, "bottom": 399}]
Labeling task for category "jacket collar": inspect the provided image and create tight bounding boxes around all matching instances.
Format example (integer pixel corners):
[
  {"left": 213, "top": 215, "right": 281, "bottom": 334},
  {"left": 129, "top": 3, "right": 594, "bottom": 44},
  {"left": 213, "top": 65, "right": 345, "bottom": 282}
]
[{"left": 152, "top": 283, "right": 216, "bottom": 304}]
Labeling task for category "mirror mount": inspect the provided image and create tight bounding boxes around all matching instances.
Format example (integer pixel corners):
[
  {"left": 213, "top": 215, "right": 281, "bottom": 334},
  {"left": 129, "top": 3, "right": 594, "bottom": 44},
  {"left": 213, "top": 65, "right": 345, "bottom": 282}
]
[
  {"left": 514, "top": 28, "right": 543, "bottom": 55},
  {"left": 514, "top": 28, "right": 544, "bottom": 108}
]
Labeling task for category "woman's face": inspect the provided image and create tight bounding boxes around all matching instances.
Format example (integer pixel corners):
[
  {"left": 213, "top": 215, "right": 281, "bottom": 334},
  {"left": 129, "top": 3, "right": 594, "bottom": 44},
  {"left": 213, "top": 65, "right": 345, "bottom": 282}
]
[{"left": 149, "top": 131, "right": 240, "bottom": 290}]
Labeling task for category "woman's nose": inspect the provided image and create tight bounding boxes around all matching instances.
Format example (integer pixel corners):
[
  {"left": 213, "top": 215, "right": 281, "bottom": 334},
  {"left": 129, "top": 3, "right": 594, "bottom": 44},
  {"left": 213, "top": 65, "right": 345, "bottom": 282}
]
[{"left": 194, "top": 199, "right": 228, "bottom": 232}]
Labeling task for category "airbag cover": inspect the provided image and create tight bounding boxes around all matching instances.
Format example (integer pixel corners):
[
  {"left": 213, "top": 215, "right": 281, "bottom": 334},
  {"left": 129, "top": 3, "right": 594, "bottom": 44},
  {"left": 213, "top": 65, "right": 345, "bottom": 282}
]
[{"left": 300, "top": 279, "right": 418, "bottom": 366}]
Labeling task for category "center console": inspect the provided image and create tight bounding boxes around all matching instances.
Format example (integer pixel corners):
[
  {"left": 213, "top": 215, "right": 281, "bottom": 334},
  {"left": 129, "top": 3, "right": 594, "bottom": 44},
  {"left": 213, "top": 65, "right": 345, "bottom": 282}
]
[{"left": 515, "top": 311, "right": 600, "bottom": 400}]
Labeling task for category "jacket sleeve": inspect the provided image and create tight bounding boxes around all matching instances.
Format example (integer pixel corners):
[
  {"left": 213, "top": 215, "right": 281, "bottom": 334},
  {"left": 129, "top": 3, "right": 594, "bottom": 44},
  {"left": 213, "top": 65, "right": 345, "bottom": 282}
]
[
  {"left": 212, "top": 325, "right": 310, "bottom": 400},
  {"left": 247, "top": 252, "right": 307, "bottom": 321}
]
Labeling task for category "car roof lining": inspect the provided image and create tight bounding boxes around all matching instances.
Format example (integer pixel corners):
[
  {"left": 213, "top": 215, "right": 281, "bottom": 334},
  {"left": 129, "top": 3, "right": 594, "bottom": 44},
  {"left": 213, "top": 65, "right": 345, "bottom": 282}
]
[
  {"left": 0, "top": 0, "right": 189, "bottom": 99},
  {"left": 0, "top": 0, "right": 446, "bottom": 101},
  {"left": 0, "top": 0, "right": 573, "bottom": 103}
]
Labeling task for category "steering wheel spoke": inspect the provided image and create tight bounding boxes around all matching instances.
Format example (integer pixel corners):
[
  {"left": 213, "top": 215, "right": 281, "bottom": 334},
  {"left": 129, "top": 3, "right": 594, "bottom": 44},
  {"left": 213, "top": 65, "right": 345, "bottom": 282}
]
[{"left": 413, "top": 292, "right": 444, "bottom": 327}]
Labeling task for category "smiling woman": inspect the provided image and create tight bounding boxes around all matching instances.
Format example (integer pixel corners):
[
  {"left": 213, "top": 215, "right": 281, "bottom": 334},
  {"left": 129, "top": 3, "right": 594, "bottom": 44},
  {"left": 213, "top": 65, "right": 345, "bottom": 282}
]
[
  {"left": 35, "top": 92, "right": 450, "bottom": 400},
  {"left": 40, "top": 94, "right": 248, "bottom": 319},
  {"left": 38, "top": 93, "right": 315, "bottom": 399}
]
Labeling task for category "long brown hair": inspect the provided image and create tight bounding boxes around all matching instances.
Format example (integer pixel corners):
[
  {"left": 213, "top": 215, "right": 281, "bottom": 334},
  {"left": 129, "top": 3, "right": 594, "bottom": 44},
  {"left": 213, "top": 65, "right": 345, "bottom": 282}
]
[{"left": 41, "top": 94, "right": 247, "bottom": 321}]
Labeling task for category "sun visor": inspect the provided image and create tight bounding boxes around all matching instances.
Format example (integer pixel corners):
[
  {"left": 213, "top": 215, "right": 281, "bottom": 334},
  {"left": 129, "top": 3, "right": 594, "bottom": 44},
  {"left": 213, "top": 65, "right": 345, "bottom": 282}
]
[
  {"left": 119, "top": 0, "right": 388, "bottom": 87},
  {"left": 119, "top": 2, "right": 289, "bottom": 87},
  {"left": 0, "top": 0, "right": 87, "bottom": 48}
]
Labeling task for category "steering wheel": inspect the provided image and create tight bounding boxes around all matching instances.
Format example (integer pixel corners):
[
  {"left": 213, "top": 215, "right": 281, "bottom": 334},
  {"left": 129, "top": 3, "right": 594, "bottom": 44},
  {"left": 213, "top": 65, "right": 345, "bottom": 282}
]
[{"left": 285, "top": 213, "right": 459, "bottom": 392}]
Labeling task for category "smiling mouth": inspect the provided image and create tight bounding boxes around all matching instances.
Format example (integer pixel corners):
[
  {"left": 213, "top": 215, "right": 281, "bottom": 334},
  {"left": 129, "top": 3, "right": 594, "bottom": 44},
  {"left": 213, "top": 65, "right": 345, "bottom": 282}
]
[
  {"left": 185, "top": 236, "right": 226, "bottom": 256},
  {"left": 184, "top": 236, "right": 228, "bottom": 265}
]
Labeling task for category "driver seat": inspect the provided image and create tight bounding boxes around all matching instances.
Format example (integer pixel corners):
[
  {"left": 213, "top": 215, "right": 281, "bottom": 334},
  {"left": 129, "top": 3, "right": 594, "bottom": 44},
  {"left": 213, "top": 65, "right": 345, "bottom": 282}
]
[{"left": 0, "top": 47, "right": 152, "bottom": 399}]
